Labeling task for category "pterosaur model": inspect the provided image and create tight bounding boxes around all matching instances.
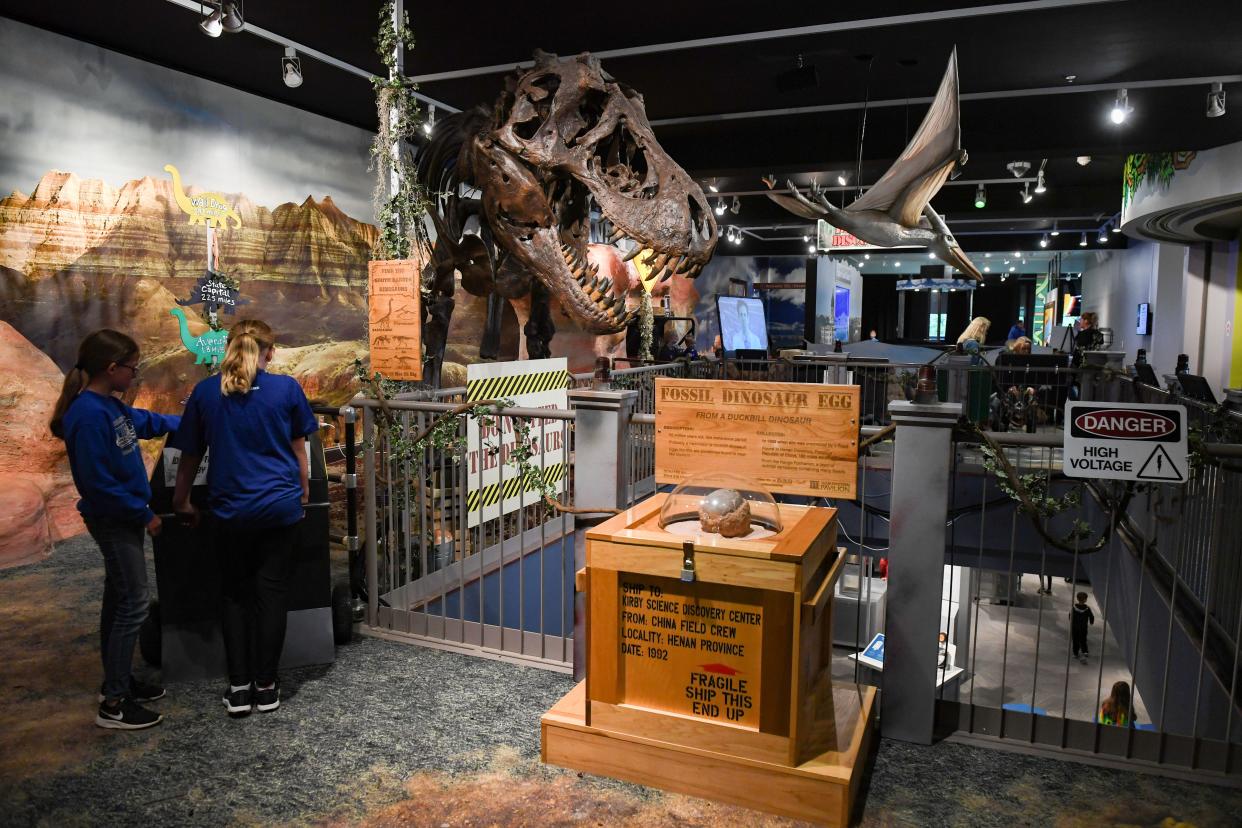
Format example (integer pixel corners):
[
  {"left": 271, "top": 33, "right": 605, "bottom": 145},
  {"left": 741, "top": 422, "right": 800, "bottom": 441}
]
[{"left": 767, "top": 49, "right": 980, "bottom": 279}]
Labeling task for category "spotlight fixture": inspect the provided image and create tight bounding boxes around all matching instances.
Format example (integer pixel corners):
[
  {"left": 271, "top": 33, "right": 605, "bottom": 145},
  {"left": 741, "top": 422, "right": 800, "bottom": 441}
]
[
  {"left": 725, "top": 226, "right": 735, "bottom": 243},
  {"left": 1039, "top": 233, "right": 1049, "bottom": 248},
  {"left": 974, "top": 183, "right": 987, "bottom": 208},
  {"left": 1207, "top": 82, "right": 1226, "bottom": 118},
  {"left": 221, "top": 1, "right": 244, "bottom": 33},
  {"left": 1097, "top": 228, "right": 1108, "bottom": 244},
  {"left": 1009, "top": 266, "right": 1016, "bottom": 273},
  {"left": 733, "top": 227, "right": 743, "bottom": 245},
  {"left": 893, "top": 261, "right": 901, "bottom": 268},
  {"left": 1020, "top": 183, "right": 1033, "bottom": 204},
  {"left": 281, "top": 46, "right": 303, "bottom": 88},
  {"left": 1034, "top": 170, "right": 1047, "bottom": 195},
  {"left": 984, "top": 265, "right": 990, "bottom": 272},
  {"left": 1111, "top": 223, "right": 1121, "bottom": 234},
  {"left": 929, "top": 251, "right": 936, "bottom": 259},
  {"left": 708, "top": 180, "right": 719, "bottom": 193},
  {"left": 1006, "top": 160, "right": 1031, "bottom": 178},
  {"left": 1050, "top": 222, "right": 1060, "bottom": 236},
  {"left": 730, "top": 196, "right": 741, "bottom": 216},
  {"left": 808, "top": 244, "right": 816, "bottom": 254},
  {"left": 423, "top": 104, "right": 436, "bottom": 136},
  {"left": 1079, "top": 232, "right": 1088, "bottom": 247},
  {"left": 1076, "top": 155, "right": 1092, "bottom": 166},
  {"left": 199, "top": 2, "right": 224, "bottom": 36},
  {"left": 802, "top": 234, "right": 810, "bottom": 242},
  {"left": 1110, "top": 88, "right": 1132, "bottom": 124},
  {"left": 714, "top": 198, "right": 726, "bottom": 216},
  {"left": 837, "top": 173, "right": 848, "bottom": 186},
  {"left": 863, "top": 253, "right": 870, "bottom": 260}
]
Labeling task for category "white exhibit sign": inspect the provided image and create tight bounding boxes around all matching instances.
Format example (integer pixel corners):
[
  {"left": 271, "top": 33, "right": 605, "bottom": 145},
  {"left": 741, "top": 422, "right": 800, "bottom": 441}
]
[
  {"left": 163, "top": 447, "right": 210, "bottom": 487},
  {"left": 1063, "top": 401, "right": 1188, "bottom": 483},
  {"left": 465, "top": 358, "right": 569, "bottom": 528}
]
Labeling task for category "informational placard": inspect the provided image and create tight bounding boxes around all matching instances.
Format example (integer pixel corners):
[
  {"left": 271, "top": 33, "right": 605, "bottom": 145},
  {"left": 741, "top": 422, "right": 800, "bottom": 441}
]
[
  {"left": 655, "top": 378, "right": 860, "bottom": 498},
  {"left": 816, "top": 218, "right": 918, "bottom": 252},
  {"left": 465, "top": 358, "right": 569, "bottom": 528},
  {"left": 618, "top": 574, "right": 763, "bottom": 728},
  {"left": 855, "top": 633, "right": 885, "bottom": 670},
  {"left": 163, "top": 447, "right": 209, "bottom": 487},
  {"left": 1063, "top": 401, "right": 1187, "bottom": 483},
  {"left": 368, "top": 259, "right": 422, "bottom": 382}
]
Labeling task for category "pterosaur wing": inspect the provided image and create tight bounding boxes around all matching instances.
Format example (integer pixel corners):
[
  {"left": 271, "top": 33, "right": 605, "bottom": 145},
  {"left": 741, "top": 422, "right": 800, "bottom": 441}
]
[{"left": 847, "top": 48, "right": 961, "bottom": 227}]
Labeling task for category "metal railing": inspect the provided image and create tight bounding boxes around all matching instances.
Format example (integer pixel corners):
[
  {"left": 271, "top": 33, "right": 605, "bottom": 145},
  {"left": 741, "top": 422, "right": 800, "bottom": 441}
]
[
  {"left": 358, "top": 397, "right": 579, "bottom": 669},
  {"left": 929, "top": 426, "right": 1242, "bottom": 780}
]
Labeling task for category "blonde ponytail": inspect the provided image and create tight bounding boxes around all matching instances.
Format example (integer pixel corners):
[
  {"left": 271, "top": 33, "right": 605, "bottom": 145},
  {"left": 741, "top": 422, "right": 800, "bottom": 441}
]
[
  {"left": 220, "top": 319, "right": 275, "bottom": 396},
  {"left": 50, "top": 329, "right": 139, "bottom": 439}
]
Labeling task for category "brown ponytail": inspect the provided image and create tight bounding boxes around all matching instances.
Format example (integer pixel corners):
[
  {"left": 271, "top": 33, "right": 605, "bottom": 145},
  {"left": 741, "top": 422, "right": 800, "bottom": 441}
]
[
  {"left": 49, "top": 329, "right": 139, "bottom": 439},
  {"left": 220, "top": 319, "right": 275, "bottom": 396}
]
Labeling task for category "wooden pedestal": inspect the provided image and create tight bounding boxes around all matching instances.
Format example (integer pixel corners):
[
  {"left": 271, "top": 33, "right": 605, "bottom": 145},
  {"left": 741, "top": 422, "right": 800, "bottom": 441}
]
[{"left": 540, "top": 494, "right": 876, "bottom": 825}]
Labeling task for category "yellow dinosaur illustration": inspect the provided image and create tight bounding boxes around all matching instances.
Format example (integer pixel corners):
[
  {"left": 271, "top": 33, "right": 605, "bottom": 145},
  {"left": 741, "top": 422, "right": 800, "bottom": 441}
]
[{"left": 164, "top": 164, "right": 242, "bottom": 229}]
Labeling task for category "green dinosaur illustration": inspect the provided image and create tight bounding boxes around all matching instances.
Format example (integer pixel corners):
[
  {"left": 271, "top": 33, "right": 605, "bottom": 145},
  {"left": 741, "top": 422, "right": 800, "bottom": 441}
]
[
  {"left": 170, "top": 307, "right": 228, "bottom": 365},
  {"left": 164, "top": 164, "right": 242, "bottom": 229}
]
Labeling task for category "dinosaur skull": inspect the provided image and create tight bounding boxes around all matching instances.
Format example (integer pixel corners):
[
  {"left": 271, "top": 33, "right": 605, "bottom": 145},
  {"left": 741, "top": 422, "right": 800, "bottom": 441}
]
[{"left": 467, "top": 51, "right": 717, "bottom": 333}]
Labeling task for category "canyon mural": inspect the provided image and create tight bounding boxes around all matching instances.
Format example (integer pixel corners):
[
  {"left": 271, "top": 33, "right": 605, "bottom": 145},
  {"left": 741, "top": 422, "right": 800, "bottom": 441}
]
[{"left": 0, "top": 18, "right": 703, "bottom": 563}]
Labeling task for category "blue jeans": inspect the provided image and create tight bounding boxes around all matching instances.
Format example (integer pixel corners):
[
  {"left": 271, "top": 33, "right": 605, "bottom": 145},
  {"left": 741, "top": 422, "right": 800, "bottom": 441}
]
[{"left": 86, "top": 516, "right": 149, "bottom": 701}]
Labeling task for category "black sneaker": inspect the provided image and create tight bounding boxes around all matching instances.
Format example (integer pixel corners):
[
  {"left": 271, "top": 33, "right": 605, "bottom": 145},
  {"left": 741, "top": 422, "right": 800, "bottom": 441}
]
[
  {"left": 223, "top": 685, "right": 253, "bottom": 716},
  {"left": 254, "top": 684, "right": 280, "bottom": 713},
  {"left": 95, "top": 698, "right": 162, "bottom": 730},
  {"left": 98, "top": 676, "right": 166, "bottom": 703}
]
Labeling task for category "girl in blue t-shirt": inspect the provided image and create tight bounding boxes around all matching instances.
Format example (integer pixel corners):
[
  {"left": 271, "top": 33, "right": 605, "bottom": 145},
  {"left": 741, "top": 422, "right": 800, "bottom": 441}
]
[
  {"left": 171, "top": 319, "right": 318, "bottom": 717},
  {"left": 50, "top": 329, "right": 180, "bottom": 731}
]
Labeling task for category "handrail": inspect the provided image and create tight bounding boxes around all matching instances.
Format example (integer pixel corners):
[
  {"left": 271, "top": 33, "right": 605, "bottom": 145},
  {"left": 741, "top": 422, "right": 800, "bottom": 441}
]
[{"left": 350, "top": 394, "right": 578, "bottom": 421}]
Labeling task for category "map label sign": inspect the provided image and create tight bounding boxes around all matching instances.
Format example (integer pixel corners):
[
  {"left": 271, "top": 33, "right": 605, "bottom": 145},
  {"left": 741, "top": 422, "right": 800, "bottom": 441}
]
[
  {"left": 1063, "top": 401, "right": 1187, "bottom": 483},
  {"left": 655, "top": 378, "right": 860, "bottom": 498}
]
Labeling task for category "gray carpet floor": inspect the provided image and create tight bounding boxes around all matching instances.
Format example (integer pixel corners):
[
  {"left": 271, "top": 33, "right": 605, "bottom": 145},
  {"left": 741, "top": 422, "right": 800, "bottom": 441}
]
[{"left": 1, "top": 534, "right": 1238, "bottom": 827}]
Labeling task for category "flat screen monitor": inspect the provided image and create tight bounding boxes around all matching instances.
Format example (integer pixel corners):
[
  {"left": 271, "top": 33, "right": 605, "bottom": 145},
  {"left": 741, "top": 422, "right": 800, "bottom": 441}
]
[
  {"left": 1136, "top": 303, "right": 1152, "bottom": 335},
  {"left": 716, "top": 295, "right": 769, "bottom": 353},
  {"left": 1177, "top": 374, "right": 1217, "bottom": 404},
  {"left": 1133, "top": 362, "right": 1159, "bottom": 387}
]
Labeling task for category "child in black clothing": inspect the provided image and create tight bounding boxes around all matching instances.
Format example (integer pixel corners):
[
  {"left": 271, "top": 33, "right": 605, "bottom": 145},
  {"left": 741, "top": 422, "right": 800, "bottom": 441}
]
[{"left": 1071, "top": 591, "right": 1095, "bottom": 664}]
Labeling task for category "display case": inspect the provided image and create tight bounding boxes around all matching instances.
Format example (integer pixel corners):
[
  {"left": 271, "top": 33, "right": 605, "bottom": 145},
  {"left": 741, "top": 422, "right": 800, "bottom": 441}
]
[{"left": 541, "top": 490, "right": 876, "bottom": 826}]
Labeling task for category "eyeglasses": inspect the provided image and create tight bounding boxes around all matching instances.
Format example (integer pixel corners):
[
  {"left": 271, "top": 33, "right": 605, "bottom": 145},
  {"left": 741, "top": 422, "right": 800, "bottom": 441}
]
[{"left": 115, "top": 362, "right": 140, "bottom": 376}]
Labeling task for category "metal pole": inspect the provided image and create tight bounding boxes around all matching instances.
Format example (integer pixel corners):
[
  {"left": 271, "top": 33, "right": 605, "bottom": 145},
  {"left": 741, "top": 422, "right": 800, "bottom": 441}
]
[{"left": 364, "top": 405, "right": 379, "bottom": 624}]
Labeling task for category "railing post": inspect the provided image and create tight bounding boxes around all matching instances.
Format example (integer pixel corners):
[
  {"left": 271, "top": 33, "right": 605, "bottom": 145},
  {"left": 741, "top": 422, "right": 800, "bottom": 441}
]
[
  {"left": 568, "top": 387, "right": 639, "bottom": 680},
  {"left": 363, "top": 403, "right": 379, "bottom": 627},
  {"left": 884, "top": 397, "right": 962, "bottom": 744}
]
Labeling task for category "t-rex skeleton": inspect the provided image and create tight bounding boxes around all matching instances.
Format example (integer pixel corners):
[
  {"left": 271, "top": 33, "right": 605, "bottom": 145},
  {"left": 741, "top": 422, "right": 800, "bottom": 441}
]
[{"left": 416, "top": 50, "right": 718, "bottom": 385}]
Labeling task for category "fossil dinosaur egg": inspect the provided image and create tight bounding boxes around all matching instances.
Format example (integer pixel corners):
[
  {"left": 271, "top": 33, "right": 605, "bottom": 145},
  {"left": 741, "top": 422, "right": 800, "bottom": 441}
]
[{"left": 698, "top": 488, "right": 751, "bottom": 538}]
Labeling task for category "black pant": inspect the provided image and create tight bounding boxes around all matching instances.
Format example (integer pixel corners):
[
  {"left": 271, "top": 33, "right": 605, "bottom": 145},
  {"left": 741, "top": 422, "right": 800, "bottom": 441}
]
[
  {"left": 216, "top": 522, "right": 298, "bottom": 687},
  {"left": 1072, "top": 627, "right": 1089, "bottom": 657},
  {"left": 86, "top": 517, "right": 149, "bottom": 700}
]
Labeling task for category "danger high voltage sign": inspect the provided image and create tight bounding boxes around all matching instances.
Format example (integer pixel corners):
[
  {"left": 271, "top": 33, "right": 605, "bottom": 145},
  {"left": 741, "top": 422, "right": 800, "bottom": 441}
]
[{"left": 1063, "top": 401, "right": 1188, "bottom": 483}]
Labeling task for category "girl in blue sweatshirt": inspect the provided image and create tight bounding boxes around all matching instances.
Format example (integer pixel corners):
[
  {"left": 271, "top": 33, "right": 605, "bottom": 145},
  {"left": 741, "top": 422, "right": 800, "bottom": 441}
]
[{"left": 50, "top": 330, "right": 180, "bottom": 731}]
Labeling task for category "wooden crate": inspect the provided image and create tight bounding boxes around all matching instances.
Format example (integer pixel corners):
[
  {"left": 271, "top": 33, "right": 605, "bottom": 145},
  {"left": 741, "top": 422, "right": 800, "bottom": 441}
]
[{"left": 541, "top": 493, "right": 876, "bottom": 826}]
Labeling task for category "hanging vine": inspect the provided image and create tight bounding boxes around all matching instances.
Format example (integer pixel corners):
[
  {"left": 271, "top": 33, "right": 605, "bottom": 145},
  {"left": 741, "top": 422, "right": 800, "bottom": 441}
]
[{"left": 370, "top": 0, "right": 433, "bottom": 265}]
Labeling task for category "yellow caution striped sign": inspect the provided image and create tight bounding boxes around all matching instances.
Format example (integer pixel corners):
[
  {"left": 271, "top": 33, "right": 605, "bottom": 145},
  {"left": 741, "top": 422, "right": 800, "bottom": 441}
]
[
  {"left": 467, "top": 368, "right": 570, "bottom": 403},
  {"left": 467, "top": 463, "right": 566, "bottom": 513}
]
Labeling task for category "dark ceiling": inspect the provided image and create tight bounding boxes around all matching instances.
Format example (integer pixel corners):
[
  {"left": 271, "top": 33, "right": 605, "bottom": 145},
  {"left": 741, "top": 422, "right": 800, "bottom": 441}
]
[{"left": 4, "top": 0, "right": 1241, "bottom": 256}]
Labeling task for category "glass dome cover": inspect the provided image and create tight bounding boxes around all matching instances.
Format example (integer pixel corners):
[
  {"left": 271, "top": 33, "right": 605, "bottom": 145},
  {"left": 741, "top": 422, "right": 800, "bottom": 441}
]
[{"left": 658, "top": 472, "right": 783, "bottom": 540}]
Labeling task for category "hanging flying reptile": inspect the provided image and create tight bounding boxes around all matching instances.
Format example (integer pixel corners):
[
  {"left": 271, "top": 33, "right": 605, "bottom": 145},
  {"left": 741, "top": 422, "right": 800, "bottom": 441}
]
[{"left": 766, "top": 48, "right": 981, "bottom": 279}]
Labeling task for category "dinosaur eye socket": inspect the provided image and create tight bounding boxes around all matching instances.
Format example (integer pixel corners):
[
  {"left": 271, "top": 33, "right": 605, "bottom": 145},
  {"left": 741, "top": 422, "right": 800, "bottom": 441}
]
[
  {"left": 512, "top": 73, "right": 561, "bottom": 141},
  {"left": 571, "top": 87, "right": 609, "bottom": 145}
]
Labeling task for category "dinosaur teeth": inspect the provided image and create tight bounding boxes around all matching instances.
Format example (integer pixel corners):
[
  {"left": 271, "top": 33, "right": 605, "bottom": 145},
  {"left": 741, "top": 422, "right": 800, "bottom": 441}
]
[{"left": 622, "top": 246, "right": 643, "bottom": 262}]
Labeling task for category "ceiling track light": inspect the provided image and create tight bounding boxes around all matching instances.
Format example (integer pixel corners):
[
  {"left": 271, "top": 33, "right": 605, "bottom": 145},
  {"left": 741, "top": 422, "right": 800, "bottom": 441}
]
[
  {"left": 1111, "top": 222, "right": 1121, "bottom": 234},
  {"left": 199, "top": 1, "right": 224, "bottom": 36},
  {"left": 1110, "top": 88, "right": 1132, "bottom": 124},
  {"left": 1207, "top": 82, "right": 1227, "bottom": 118},
  {"left": 808, "top": 243, "right": 817, "bottom": 254},
  {"left": 221, "top": 1, "right": 244, "bottom": 33},
  {"left": 1097, "top": 227, "right": 1109, "bottom": 244},
  {"left": 281, "top": 46, "right": 303, "bottom": 88},
  {"left": 714, "top": 198, "right": 726, "bottom": 216},
  {"left": 974, "top": 183, "right": 987, "bottom": 209},
  {"left": 1020, "top": 183, "right": 1033, "bottom": 204},
  {"left": 708, "top": 179, "right": 719, "bottom": 193},
  {"left": 1076, "top": 155, "right": 1092, "bottom": 166},
  {"left": 1039, "top": 233, "right": 1049, "bottom": 248},
  {"left": 1051, "top": 221, "right": 1060, "bottom": 237},
  {"left": 837, "top": 173, "right": 848, "bottom": 186},
  {"left": 423, "top": 104, "right": 436, "bottom": 135},
  {"left": 730, "top": 196, "right": 742, "bottom": 216},
  {"left": 1079, "top": 232, "right": 1088, "bottom": 247},
  {"left": 1034, "top": 159, "right": 1047, "bottom": 194},
  {"left": 725, "top": 226, "right": 735, "bottom": 243},
  {"left": 733, "top": 227, "right": 743, "bottom": 245}
]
